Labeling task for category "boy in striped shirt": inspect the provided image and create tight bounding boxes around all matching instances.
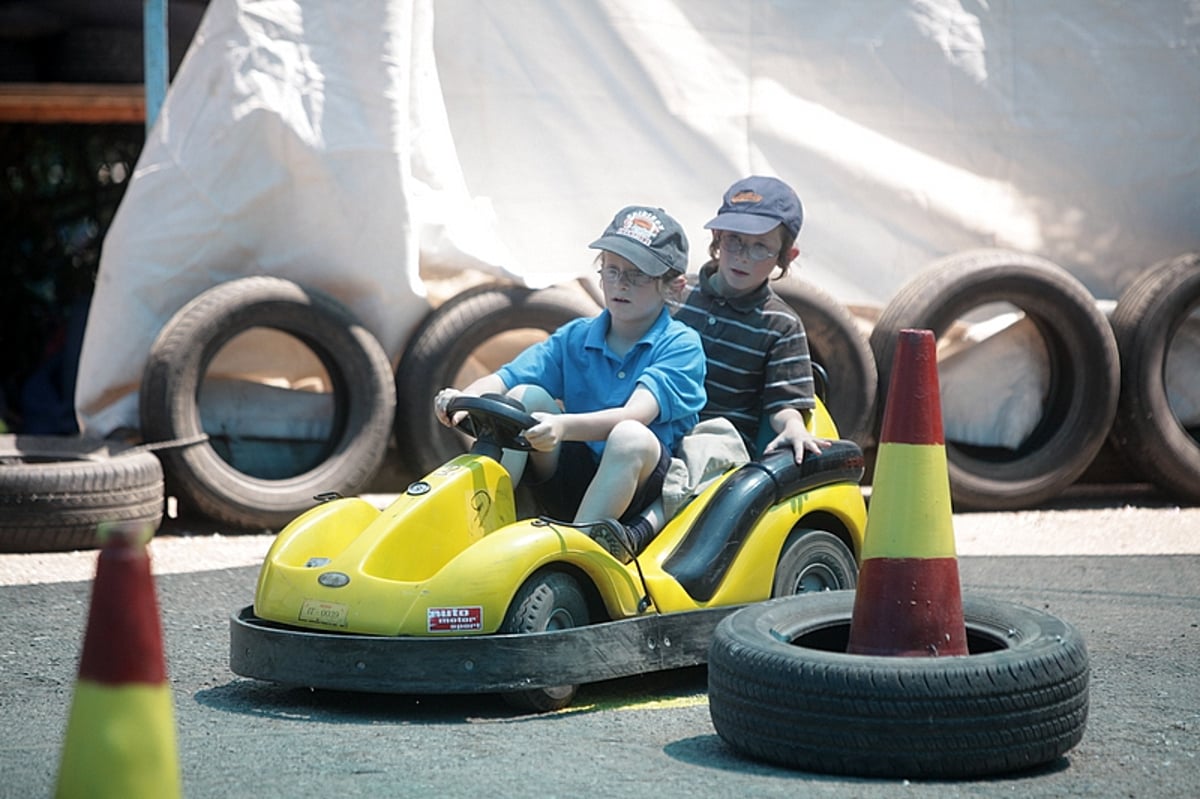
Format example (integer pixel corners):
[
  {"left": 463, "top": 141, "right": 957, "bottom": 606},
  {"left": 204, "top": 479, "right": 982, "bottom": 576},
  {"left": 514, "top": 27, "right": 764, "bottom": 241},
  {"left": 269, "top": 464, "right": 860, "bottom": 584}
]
[{"left": 673, "top": 175, "right": 831, "bottom": 463}]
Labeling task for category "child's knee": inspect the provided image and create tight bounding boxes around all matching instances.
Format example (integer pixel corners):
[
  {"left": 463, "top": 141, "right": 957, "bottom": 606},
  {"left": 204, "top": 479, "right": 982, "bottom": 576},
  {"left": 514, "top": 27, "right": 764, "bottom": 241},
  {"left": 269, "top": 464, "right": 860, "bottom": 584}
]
[
  {"left": 509, "top": 384, "right": 557, "bottom": 413},
  {"left": 604, "top": 420, "right": 659, "bottom": 462}
]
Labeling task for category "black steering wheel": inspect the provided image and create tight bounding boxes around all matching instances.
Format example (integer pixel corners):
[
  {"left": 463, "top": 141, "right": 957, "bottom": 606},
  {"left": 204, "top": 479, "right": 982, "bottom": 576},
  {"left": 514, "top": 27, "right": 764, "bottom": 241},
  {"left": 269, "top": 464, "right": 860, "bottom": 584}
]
[{"left": 447, "top": 393, "right": 538, "bottom": 454}]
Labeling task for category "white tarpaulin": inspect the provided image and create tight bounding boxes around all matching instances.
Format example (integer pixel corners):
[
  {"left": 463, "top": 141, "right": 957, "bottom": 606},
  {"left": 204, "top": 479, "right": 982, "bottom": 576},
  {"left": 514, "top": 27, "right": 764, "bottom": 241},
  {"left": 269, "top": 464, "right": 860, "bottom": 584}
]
[
  {"left": 76, "top": 0, "right": 516, "bottom": 434},
  {"left": 76, "top": 0, "right": 1200, "bottom": 438},
  {"left": 430, "top": 0, "right": 1199, "bottom": 301}
]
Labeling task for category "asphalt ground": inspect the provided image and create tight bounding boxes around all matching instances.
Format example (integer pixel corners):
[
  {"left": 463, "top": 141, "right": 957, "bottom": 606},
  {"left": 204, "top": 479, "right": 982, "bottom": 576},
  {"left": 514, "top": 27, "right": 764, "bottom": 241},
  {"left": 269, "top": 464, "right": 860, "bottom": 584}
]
[{"left": 2, "top": 486, "right": 1198, "bottom": 798}]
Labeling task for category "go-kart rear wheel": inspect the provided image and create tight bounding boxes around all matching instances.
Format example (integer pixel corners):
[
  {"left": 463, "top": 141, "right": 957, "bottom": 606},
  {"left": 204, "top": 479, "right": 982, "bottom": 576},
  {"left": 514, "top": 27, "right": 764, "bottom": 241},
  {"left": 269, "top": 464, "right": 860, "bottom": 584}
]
[
  {"left": 772, "top": 529, "right": 858, "bottom": 596},
  {"left": 500, "top": 570, "right": 590, "bottom": 712}
]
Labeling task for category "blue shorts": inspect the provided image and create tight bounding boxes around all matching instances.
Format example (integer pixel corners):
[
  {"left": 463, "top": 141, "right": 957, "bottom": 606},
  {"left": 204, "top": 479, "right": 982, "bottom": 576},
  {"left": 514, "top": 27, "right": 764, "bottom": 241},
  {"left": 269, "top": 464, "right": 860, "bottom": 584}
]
[{"left": 530, "top": 440, "right": 670, "bottom": 524}]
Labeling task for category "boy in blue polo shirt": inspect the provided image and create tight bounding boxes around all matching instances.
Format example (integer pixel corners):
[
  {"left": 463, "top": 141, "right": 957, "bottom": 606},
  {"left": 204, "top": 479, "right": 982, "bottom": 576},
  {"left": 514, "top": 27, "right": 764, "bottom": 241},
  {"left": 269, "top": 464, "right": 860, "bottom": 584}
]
[{"left": 434, "top": 205, "right": 706, "bottom": 562}]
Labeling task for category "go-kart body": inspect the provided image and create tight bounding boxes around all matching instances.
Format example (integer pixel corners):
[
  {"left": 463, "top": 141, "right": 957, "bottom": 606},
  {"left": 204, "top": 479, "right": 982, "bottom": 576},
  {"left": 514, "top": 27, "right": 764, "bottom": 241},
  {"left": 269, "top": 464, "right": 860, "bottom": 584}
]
[{"left": 231, "top": 395, "right": 867, "bottom": 703}]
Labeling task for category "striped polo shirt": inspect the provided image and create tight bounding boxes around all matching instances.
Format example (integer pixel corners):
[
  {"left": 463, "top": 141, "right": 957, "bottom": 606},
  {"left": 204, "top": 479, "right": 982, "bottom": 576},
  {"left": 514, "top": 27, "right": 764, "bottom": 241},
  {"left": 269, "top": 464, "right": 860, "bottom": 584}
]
[{"left": 671, "top": 261, "right": 815, "bottom": 452}]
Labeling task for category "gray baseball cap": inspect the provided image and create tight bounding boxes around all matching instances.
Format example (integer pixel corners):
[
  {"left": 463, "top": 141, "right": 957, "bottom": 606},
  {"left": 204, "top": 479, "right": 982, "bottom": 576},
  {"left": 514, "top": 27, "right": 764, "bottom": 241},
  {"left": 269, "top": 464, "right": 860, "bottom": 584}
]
[
  {"left": 704, "top": 175, "right": 804, "bottom": 236},
  {"left": 589, "top": 205, "right": 689, "bottom": 276}
]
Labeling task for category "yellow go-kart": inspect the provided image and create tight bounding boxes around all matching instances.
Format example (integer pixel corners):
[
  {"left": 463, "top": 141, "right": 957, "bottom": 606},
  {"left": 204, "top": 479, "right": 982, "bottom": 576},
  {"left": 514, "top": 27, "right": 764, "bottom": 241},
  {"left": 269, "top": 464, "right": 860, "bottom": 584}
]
[{"left": 230, "top": 393, "right": 868, "bottom": 711}]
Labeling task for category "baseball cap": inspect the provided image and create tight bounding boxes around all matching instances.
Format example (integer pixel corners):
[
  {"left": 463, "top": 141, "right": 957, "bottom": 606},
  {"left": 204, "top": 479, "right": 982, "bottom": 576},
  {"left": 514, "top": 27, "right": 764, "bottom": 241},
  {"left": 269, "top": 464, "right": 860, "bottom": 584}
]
[
  {"left": 589, "top": 205, "right": 689, "bottom": 277},
  {"left": 704, "top": 175, "right": 804, "bottom": 236}
]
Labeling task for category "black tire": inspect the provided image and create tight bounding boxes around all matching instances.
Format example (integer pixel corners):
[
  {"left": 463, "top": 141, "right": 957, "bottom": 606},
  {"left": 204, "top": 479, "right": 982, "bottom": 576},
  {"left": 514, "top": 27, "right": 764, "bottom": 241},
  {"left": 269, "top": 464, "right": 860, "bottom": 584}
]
[
  {"left": 869, "top": 249, "right": 1119, "bottom": 510},
  {"left": 771, "top": 529, "right": 857, "bottom": 596},
  {"left": 774, "top": 279, "right": 878, "bottom": 444},
  {"left": 392, "top": 283, "right": 599, "bottom": 476},
  {"left": 140, "top": 277, "right": 396, "bottom": 530},
  {"left": 1109, "top": 253, "right": 1200, "bottom": 502},
  {"left": 0, "top": 435, "right": 163, "bottom": 552},
  {"left": 708, "top": 591, "right": 1089, "bottom": 778},
  {"left": 499, "top": 570, "right": 591, "bottom": 712}
]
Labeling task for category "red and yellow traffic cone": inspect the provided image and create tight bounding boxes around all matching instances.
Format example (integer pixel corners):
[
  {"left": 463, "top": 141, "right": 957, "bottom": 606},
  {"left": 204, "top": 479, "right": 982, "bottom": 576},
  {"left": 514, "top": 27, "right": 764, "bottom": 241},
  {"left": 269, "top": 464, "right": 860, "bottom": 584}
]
[
  {"left": 847, "top": 328, "right": 968, "bottom": 657},
  {"left": 55, "top": 522, "right": 182, "bottom": 799}
]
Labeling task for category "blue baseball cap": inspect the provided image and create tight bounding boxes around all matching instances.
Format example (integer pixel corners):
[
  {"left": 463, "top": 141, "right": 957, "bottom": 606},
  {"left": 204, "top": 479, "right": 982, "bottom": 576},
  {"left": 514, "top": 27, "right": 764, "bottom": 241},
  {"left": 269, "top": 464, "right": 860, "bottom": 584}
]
[
  {"left": 589, "top": 205, "right": 689, "bottom": 276},
  {"left": 704, "top": 175, "right": 804, "bottom": 236}
]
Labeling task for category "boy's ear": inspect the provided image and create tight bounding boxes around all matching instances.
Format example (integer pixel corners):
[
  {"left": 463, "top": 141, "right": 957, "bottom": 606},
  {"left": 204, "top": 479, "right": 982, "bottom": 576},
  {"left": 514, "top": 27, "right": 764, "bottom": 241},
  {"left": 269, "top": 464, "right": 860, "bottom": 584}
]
[
  {"left": 663, "top": 273, "right": 687, "bottom": 298},
  {"left": 788, "top": 246, "right": 799, "bottom": 262}
]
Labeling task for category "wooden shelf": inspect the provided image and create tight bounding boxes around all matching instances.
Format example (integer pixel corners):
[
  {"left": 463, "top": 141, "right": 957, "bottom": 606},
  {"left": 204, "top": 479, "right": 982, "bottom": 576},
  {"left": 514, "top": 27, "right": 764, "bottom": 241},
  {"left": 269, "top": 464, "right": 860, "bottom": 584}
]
[{"left": 0, "top": 83, "right": 145, "bottom": 124}]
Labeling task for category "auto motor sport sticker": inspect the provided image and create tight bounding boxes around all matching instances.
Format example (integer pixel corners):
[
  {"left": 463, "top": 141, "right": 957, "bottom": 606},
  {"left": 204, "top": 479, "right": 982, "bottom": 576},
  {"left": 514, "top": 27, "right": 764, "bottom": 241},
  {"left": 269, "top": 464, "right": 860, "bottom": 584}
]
[{"left": 427, "top": 606, "right": 484, "bottom": 632}]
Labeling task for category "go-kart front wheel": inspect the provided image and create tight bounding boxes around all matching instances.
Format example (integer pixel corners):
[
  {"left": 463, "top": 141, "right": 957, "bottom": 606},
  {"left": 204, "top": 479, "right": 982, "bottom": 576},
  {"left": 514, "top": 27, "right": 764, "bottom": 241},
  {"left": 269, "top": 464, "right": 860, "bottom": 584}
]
[{"left": 500, "top": 570, "right": 590, "bottom": 712}]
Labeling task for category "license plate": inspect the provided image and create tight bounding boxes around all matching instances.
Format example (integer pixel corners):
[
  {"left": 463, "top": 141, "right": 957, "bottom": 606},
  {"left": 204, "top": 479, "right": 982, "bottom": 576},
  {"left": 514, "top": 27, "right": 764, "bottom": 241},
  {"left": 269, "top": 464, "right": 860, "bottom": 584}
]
[{"left": 299, "top": 599, "right": 349, "bottom": 628}]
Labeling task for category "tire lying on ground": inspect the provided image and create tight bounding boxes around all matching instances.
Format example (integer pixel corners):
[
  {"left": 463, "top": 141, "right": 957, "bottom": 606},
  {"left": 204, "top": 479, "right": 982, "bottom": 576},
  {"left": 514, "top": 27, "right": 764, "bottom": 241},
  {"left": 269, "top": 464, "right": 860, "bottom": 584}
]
[
  {"left": 773, "top": 279, "right": 878, "bottom": 444},
  {"left": 0, "top": 435, "right": 163, "bottom": 552},
  {"left": 140, "top": 276, "right": 395, "bottom": 530},
  {"left": 1108, "top": 252, "right": 1200, "bottom": 503},
  {"left": 708, "top": 591, "right": 1089, "bottom": 779},
  {"left": 392, "top": 283, "right": 600, "bottom": 477},
  {"left": 869, "top": 249, "right": 1119, "bottom": 510}
]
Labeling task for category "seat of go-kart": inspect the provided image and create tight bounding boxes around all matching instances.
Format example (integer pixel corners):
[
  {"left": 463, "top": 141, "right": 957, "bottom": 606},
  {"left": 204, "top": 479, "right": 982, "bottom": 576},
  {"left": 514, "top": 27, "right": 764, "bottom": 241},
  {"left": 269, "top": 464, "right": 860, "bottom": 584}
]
[{"left": 661, "top": 438, "right": 864, "bottom": 602}]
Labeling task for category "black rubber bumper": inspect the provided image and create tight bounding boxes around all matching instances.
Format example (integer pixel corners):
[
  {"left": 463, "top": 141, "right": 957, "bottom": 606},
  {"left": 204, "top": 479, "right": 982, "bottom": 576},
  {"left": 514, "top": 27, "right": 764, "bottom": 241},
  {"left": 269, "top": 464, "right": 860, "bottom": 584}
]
[{"left": 230, "top": 604, "right": 740, "bottom": 694}]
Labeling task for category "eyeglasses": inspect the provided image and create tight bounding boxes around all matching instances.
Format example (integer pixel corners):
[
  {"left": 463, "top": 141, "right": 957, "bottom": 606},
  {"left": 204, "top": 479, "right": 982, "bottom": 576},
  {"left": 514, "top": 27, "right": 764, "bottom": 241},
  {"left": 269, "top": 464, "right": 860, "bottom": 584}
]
[
  {"left": 598, "top": 265, "right": 657, "bottom": 287},
  {"left": 721, "top": 234, "right": 779, "bottom": 262}
]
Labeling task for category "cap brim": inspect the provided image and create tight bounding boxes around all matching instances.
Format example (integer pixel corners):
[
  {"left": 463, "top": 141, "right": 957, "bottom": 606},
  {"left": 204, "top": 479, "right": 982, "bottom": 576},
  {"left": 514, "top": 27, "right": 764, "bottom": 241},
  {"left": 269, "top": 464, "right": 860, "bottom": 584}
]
[
  {"left": 703, "top": 211, "right": 782, "bottom": 236},
  {"left": 588, "top": 235, "right": 669, "bottom": 276}
]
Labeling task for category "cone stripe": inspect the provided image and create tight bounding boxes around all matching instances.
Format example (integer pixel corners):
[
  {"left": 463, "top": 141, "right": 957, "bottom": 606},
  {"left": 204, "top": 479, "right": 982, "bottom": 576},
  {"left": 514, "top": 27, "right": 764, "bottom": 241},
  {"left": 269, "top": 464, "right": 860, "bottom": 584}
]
[
  {"left": 847, "top": 558, "right": 968, "bottom": 656},
  {"left": 77, "top": 546, "right": 167, "bottom": 685},
  {"left": 55, "top": 682, "right": 180, "bottom": 798},
  {"left": 879, "top": 332, "right": 944, "bottom": 445},
  {"left": 859, "top": 443, "right": 955, "bottom": 560}
]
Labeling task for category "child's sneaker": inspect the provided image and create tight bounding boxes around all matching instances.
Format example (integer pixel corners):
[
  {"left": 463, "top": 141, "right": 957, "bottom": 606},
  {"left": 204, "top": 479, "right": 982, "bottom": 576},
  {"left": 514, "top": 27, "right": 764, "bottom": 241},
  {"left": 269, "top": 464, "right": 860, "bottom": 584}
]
[{"left": 584, "top": 518, "right": 636, "bottom": 564}]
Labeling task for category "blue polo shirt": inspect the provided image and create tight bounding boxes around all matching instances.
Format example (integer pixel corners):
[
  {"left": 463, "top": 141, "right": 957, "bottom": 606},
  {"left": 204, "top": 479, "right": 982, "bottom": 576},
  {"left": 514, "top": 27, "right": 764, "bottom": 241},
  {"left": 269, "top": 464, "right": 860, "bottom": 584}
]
[{"left": 496, "top": 307, "right": 706, "bottom": 458}]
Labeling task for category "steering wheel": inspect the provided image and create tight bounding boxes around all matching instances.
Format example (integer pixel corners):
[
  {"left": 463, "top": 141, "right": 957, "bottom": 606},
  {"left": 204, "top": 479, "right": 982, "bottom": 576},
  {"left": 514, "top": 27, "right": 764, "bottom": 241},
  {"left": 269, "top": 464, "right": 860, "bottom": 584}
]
[{"left": 447, "top": 393, "right": 538, "bottom": 453}]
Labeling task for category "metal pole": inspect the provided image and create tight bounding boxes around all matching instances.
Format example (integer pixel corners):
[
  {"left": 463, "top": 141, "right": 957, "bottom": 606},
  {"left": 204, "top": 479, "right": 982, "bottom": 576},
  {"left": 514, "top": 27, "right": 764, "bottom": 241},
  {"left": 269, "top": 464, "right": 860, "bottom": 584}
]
[{"left": 143, "top": 0, "right": 169, "bottom": 132}]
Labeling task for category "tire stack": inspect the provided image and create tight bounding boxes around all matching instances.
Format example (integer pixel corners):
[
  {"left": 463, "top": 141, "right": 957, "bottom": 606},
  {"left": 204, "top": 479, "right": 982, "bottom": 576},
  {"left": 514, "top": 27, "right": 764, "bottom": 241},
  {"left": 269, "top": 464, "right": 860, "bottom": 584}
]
[
  {"left": 138, "top": 277, "right": 396, "bottom": 531},
  {"left": 867, "top": 249, "right": 1200, "bottom": 511},
  {"left": 4, "top": 253, "right": 1197, "bottom": 552},
  {"left": 868, "top": 249, "right": 1120, "bottom": 511},
  {"left": 0, "top": 435, "right": 163, "bottom": 553},
  {"left": 139, "top": 253, "right": 1194, "bottom": 523},
  {"left": 1107, "top": 253, "right": 1200, "bottom": 505}
]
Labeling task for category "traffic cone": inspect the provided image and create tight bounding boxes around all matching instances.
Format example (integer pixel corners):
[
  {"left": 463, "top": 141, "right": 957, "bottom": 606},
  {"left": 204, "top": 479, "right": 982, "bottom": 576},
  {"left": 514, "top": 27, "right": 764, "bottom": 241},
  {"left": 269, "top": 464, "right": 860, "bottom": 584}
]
[
  {"left": 847, "top": 328, "right": 968, "bottom": 657},
  {"left": 55, "top": 521, "right": 182, "bottom": 799}
]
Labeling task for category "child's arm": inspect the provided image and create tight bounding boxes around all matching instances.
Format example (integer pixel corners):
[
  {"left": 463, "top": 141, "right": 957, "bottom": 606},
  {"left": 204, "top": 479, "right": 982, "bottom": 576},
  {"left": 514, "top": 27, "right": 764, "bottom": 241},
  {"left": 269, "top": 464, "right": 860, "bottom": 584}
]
[{"left": 523, "top": 387, "right": 659, "bottom": 451}]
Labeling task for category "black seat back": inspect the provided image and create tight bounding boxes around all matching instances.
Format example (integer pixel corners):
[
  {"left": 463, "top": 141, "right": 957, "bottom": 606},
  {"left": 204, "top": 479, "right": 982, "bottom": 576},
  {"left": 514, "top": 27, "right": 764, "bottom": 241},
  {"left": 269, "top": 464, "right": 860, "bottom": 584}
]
[{"left": 663, "top": 439, "right": 864, "bottom": 602}]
